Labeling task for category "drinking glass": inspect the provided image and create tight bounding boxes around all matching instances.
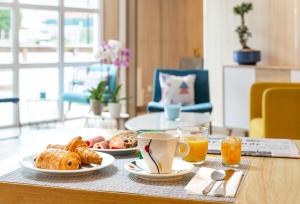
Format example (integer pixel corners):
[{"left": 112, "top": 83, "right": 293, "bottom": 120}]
[
  {"left": 178, "top": 125, "right": 209, "bottom": 164},
  {"left": 221, "top": 136, "right": 242, "bottom": 167},
  {"left": 164, "top": 103, "right": 181, "bottom": 121}
]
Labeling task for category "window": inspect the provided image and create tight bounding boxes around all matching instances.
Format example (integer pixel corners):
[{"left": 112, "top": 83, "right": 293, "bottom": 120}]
[
  {"left": 0, "top": 7, "right": 12, "bottom": 64},
  {"left": 0, "top": 69, "right": 13, "bottom": 126},
  {"left": 19, "top": 0, "right": 58, "bottom": 6},
  {"left": 0, "top": 0, "right": 101, "bottom": 127},
  {"left": 64, "top": 12, "right": 98, "bottom": 62},
  {"left": 64, "top": 0, "right": 98, "bottom": 9},
  {"left": 19, "top": 9, "right": 59, "bottom": 63}
]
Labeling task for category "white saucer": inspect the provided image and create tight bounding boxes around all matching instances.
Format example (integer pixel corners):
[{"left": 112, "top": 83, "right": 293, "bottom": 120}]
[
  {"left": 20, "top": 152, "right": 115, "bottom": 175},
  {"left": 125, "top": 159, "right": 194, "bottom": 181}
]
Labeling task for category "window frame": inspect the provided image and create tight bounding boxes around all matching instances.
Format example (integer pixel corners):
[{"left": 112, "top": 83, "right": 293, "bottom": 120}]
[{"left": 0, "top": 0, "right": 103, "bottom": 127}]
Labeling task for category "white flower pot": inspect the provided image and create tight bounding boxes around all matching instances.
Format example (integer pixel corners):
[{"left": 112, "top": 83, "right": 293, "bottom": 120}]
[
  {"left": 90, "top": 100, "right": 102, "bottom": 115},
  {"left": 108, "top": 103, "right": 121, "bottom": 118}
]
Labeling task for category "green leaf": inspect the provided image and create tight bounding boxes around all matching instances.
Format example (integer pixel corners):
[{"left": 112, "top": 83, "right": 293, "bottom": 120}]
[
  {"left": 88, "top": 81, "right": 107, "bottom": 100},
  {"left": 109, "top": 85, "right": 122, "bottom": 103},
  {"left": 233, "top": 2, "right": 253, "bottom": 49}
]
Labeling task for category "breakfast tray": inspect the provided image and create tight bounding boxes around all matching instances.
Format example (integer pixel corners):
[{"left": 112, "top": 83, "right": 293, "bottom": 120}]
[{"left": 0, "top": 156, "right": 251, "bottom": 203}]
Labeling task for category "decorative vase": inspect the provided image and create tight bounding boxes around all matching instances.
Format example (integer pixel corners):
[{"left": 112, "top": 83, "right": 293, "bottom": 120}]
[
  {"left": 108, "top": 102, "right": 121, "bottom": 118},
  {"left": 233, "top": 50, "right": 261, "bottom": 65},
  {"left": 90, "top": 100, "right": 102, "bottom": 115}
]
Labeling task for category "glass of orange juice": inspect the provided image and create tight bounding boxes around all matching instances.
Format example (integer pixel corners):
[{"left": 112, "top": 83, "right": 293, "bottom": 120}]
[
  {"left": 221, "top": 136, "right": 242, "bottom": 167},
  {"left": 178, "top": 125, "right": 209, "bottom": 164}
]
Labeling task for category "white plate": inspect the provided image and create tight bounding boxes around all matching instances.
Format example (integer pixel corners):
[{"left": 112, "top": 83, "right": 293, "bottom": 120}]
[
  {"left": 125, "top": 159, "right": 194, "bottom": 181},
  {"left": 92, "top": 147, "right": 138, "bottom": 155},
  {"left": 20, "top": 152, "right": 115, "bottom": 175}
]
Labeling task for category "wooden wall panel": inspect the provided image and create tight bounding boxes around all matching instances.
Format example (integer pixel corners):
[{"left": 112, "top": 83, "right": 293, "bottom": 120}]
[
  {"left": 127, "top": 0, "right": 138, "bottom": 116},
  {"left": 137, "top": 0, "right": 203, "bottom": 107},
  {"left": 161, "top": 0, "right": 203, "bottom": 68},
  {"left": 269, "top": 0, "right": 295, "bottom": 65},
  {"left": 256, "top": 69, "right": 290, "bottom": 82},
  {"left": 103, "top": 0, "right": 119, "bottom": 40},
  {"left": 137, "top": 0, "right": 161, "bottom": 105}
]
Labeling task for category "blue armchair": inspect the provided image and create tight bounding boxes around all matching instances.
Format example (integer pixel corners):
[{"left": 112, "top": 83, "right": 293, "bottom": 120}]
[
  {"left": 147, "top": 69, "right": 212, "bottom": 113},
  {"left": 62, "top": 64, "right": 117, "bottom": 111}
]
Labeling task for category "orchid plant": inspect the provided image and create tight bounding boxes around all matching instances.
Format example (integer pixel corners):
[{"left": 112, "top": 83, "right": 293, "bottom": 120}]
[
  {"left": 95, "top": 40, "right": 131, "bottom": 105},
  {"left": 95, "top": 40, "right": 130, "bottom": 68}
]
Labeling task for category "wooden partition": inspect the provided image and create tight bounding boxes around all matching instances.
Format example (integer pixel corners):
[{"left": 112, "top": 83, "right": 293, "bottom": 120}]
[
  {"left": 136, "top": 0, "right": 203, "bottom": 107},
  {"left": 103, "top": 0, "right": 119, "bottom": 40}
]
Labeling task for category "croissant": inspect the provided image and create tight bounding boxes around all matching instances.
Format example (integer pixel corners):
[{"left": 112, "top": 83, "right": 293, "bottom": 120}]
[
  {"left": 35, "top": 149, "right": 81, "bottom": 170},
  {"left": 75, "top": 146, "right": 102, "bottom": 165},
  {"left": 65, "top": 136, "right": 88, "bottom": 152},
  {"left": 47, "top": 144, "right": 66, "bottom": 150},
  {"left": 48, "top": 136, "right": 102, "bottom": 165}
]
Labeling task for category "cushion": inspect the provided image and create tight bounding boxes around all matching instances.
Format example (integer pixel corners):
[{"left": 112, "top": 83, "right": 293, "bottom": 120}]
[
  {"left": 83, "top": 71, "right": 108, "bottom": 92},
  {"left": 249, "top": 118, "right": 264, "bottom": 138},
  {"left": 159, "top": 73, "right": 196, "bottom": 105}
]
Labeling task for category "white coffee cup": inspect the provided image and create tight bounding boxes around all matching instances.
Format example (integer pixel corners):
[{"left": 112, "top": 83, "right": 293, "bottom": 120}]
[{"left": 137, "top": 132, "right": 190, "bottom": 174}]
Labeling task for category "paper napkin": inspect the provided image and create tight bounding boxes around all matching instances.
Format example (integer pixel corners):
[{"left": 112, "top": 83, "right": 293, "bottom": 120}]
[{"left": 185, "top": 167, "right": 243, "bottom": 197}]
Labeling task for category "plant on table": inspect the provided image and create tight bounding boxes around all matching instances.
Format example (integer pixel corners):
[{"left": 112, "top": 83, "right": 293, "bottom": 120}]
[
  {"left": 95, "top": 40, "right": 131, "bottom": 116},
  {"left": 234, "top": 2, "right": 253, "bottom": 49},
  {"left": 233, "top": 2, "right": 260, "bottom": 65},
  {"left": 107, "top": 85, "right": 130, "bottom": 118},
  {"left": 88, "top": 81, "right": 107, "bottom": 115}
]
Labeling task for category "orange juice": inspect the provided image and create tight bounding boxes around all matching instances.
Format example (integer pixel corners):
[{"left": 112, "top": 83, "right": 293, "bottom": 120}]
[
  {"left": 221, "top": 136, "right": 241, "bottom": 167},
  {"left": 180, "top": 135, "right": 208, "bottom": 163}
]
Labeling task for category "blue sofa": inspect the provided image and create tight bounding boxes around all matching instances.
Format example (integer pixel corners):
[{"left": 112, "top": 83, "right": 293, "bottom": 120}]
[
  {"left": 147, "top": 69, "right": 212, "bottom": 113},
  {"left": 62, "top": 64, "right": 117, "bottom": 106}
]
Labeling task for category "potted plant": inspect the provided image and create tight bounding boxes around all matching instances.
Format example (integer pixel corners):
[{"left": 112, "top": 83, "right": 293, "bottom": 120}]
[
  {"left": 88, "top": 81, "right": 106, "bottom": 115},
  {"left": 108, "top": 85, "right": 128, "bottom": 118},
  {"left": 233, "top": 2, "right": 261, "bottom": 65}
]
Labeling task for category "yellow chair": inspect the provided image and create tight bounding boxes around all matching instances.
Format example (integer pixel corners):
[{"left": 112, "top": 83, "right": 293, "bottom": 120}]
[{"left": 249, "top": 82, "right": 300, "bottom": 139}]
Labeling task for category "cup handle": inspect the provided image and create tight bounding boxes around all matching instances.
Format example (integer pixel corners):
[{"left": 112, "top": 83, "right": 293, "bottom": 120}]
[{"left": 176, "top": 141, "right": 190, "bottom": 158}]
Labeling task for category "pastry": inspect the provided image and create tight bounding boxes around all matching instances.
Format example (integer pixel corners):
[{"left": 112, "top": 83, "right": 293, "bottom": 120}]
[
  {"left": 48, "top": 136, "right": 102, "bottom": 165},
  {"left": 109, "top": 130, "right": 137, "bottom": 149},
  {"left": 47, "top": 144, "right": 66, "bottom": 150},
  {"left": 66, "top": 136, "right": 102, "bottom": 165},
  {"left": 75, "top": 147, "right": 102, "bottom": 165},
  {"left": 65, "top": 136, "right": 88, "bottom": 152},
  {"left": 35, "top": 149, "right": 81, "bottom": 170}
]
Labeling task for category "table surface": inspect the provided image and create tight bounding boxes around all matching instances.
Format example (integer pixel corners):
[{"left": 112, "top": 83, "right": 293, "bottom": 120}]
[
  {"left": 0, "top": 128, "right": 299, "bottom": 204},
  {"left": 125, "top": 112, "right": 211, "bottom": 131}
]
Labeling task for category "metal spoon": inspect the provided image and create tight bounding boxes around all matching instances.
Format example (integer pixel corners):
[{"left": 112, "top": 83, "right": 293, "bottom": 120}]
[
  {"left": 213, "top": 169, "right": 235, "bottom": 197},
  {"left": 202, "top": 169, "right": 225, "bottom": 195},
  {"left": 129, "top": 161, "right": 144, "bottom": 171}
]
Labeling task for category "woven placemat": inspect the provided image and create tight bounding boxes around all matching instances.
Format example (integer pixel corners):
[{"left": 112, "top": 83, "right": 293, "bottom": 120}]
[{"left": 0, "top": 156, "right": 251, "bottom": 203}]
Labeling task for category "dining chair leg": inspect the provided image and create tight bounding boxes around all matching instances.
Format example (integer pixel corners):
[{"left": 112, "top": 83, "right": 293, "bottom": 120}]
[
  {"left": 16, "top": 101, "right": 21, "bottom": 136},
  {"left": 228, "top": 128, "right": 233, "bottom": 136},
  {"left": 63, "top": 102, "right": 72, "bottom": 121},
  {"left": 209, "top": 122, "right": 213, "bottom": 135}
]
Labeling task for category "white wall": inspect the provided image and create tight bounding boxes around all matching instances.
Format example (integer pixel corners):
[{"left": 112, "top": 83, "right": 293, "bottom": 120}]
[{"left": 204, "top": 0, "right": 300, "bottom": 127}]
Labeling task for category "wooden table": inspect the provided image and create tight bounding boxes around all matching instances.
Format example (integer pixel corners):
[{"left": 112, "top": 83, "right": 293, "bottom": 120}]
[{"left": 0, "top": 129, "right": 299, "bottom": 204}]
